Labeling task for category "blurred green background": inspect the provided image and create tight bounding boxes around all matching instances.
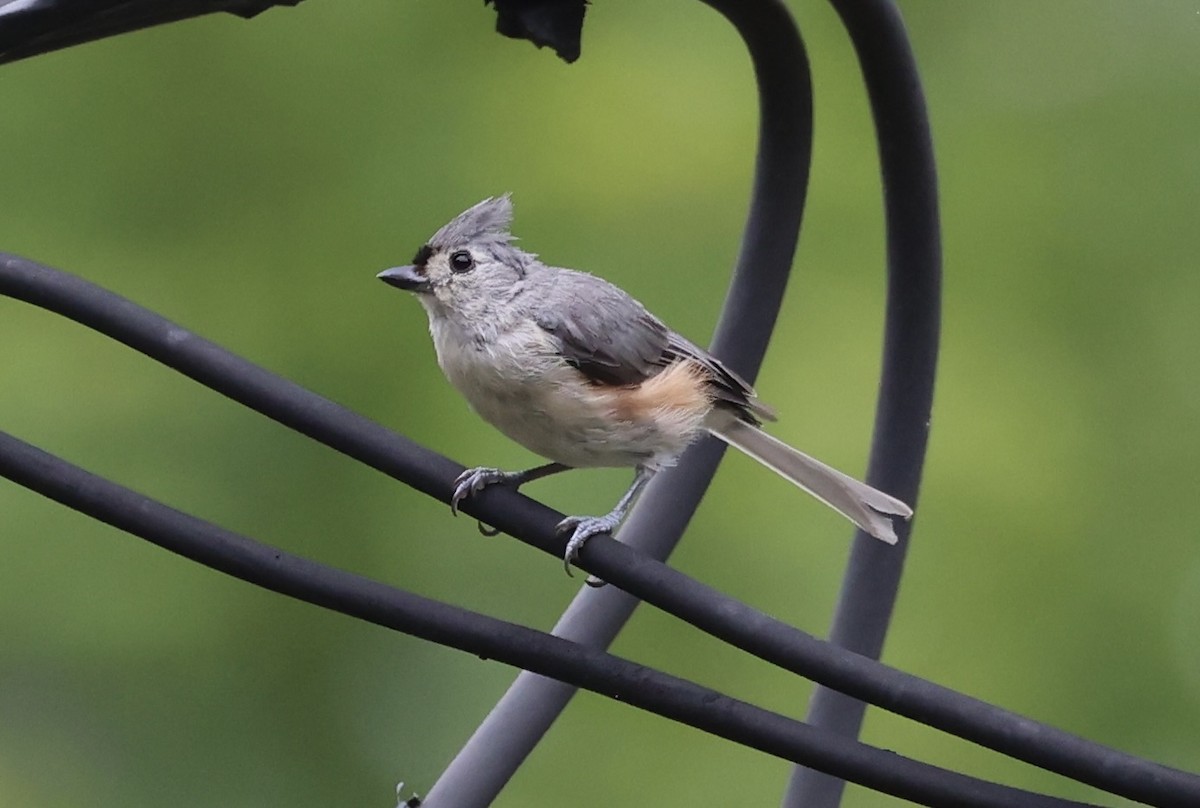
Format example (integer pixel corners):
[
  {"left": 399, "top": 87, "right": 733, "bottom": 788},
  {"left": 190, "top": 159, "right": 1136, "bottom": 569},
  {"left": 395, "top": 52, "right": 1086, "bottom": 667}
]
[{"left": 2, "top": 1, "right": 1198, "bottom": 805}]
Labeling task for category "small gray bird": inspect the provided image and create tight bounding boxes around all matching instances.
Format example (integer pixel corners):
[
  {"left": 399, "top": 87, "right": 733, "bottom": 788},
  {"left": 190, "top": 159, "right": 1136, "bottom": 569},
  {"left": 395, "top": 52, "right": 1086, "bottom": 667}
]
[{"left": 378, "top": 196, "right": 912, "bottom": 573}]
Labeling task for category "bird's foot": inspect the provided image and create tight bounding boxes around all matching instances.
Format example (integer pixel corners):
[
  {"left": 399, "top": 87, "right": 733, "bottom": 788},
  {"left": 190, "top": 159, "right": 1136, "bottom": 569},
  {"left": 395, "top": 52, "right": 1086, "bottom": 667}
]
[
  {"left": 450, "top": 462, "right": 574, "bottom": 538},
  {"left": 450, "top": 466, "right": 530, "bottom": 541},
  {"left": 556, "top": 512, "right": 623, "bottom": 577}
]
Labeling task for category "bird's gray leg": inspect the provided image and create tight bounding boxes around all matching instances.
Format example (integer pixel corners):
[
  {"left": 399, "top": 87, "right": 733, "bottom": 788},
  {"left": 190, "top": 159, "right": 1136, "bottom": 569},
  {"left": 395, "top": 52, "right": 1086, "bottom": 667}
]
[
  {"left": 557, "top": 466, "right": 656, "bottom": 576},
  {"left": 450, "top": 462, "right": 572, "bottom": 516}
]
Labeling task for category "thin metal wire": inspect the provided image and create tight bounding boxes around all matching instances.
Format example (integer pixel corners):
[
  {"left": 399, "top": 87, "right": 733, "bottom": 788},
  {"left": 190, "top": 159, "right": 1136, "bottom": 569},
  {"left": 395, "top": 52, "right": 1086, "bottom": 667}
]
[{"left": 424, "top": 0, "right": 813, "bottom": 803}]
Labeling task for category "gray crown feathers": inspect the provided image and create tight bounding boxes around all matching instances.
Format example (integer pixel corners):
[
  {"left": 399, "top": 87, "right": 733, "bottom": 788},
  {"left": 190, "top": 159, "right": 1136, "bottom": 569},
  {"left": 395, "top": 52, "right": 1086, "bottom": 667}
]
[{"left": 431, "top": 195, "right": 515, "bottom": 248}]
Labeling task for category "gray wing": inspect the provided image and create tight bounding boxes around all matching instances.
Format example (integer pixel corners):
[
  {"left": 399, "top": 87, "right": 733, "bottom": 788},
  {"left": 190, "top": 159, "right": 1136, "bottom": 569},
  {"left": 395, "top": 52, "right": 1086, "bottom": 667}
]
[
  {"left": 532, "top": 268, "right": 776, "bottom": 423},
  {"left": 533, "top": 270, "right": 670, "bottom": 387}
]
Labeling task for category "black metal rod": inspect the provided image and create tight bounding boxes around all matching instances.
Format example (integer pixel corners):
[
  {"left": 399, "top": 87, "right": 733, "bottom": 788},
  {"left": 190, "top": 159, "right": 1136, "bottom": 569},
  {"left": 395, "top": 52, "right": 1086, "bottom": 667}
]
[
  {"left": 0, "top": 430, "right": 1102, "bottom": 808},
  {"left": 424, "top": 0, "right": 815, "bottom": 803},
  {"left": 3, "top": 255, "right": 1198, "bottom": 806},
  {"left": 785, "top": 0, "right": 942, "bottom": 805},
  {"left": 0, "top": 0, "right": 300, "bottom": 65}
]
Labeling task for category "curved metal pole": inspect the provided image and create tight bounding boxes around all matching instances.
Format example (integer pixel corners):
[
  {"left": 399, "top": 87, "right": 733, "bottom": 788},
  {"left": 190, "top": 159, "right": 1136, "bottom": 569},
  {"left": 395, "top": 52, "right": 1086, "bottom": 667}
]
[
  {"left": 0, "top": 0, "right": 300, "bottom": 65},
  {"left": 784, "top": 1, "right": 941, "bottom": 806},
  {"left": 424, "top": 1, "right": 813, "bottom": 804}
]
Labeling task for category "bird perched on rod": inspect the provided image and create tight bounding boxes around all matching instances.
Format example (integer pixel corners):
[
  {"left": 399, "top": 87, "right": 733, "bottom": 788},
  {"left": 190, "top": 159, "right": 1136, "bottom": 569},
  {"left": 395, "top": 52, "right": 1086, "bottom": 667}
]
[{"left": 377, "top": 196, "right": 912, "bottom": 573}]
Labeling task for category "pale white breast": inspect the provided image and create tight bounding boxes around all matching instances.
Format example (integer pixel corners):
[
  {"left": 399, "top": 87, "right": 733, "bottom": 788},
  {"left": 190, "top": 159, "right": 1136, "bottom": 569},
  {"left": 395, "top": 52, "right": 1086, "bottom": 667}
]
[{"left": 427, "top": 316, "right": 707, "bottom": 469}]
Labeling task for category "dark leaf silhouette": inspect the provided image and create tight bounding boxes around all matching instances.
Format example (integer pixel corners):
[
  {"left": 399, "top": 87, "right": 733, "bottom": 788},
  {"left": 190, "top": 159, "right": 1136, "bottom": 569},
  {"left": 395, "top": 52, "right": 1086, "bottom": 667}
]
[{"left": 487, "top": 0, "right": 586, "bottom": 63}]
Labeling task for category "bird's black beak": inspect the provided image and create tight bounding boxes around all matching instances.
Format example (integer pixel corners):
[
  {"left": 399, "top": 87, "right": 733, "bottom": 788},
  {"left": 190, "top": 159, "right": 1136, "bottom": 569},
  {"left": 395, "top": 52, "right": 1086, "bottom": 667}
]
[{"left": 377, "top": 265, "right": 432, "bottom": 294}]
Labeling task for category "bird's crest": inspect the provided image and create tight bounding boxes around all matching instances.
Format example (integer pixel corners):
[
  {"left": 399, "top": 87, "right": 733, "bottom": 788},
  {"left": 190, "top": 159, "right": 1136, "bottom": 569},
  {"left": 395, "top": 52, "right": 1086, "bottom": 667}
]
[{"left": 431, "top": 195, "right": 514, "bottom": 247}]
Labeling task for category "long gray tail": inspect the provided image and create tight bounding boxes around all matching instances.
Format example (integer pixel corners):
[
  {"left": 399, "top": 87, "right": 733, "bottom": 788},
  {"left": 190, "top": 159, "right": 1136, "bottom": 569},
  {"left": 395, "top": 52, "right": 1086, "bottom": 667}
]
[{"left": 710, "top": 419, "right": 912, "bottom": 544}]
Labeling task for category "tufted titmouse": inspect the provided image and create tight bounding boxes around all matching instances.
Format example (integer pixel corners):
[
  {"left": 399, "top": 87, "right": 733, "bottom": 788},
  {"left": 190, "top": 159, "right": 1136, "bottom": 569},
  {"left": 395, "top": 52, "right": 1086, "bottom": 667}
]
[{"left": 378, "top": 196, "right": 912, "bottom": 573}]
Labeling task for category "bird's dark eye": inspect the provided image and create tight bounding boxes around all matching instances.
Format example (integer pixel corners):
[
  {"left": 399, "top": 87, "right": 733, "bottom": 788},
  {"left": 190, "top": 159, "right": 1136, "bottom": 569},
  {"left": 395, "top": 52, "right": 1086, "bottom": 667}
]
[{"left": 448, "top": 250, "right": 474, "bottom": 273}]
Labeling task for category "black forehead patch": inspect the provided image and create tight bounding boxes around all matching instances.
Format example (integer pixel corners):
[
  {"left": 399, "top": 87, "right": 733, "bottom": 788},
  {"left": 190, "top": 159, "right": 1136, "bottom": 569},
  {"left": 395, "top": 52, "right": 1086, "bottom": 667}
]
[{"left": 412, "top": 244, "right": 434, "bottom": 267}]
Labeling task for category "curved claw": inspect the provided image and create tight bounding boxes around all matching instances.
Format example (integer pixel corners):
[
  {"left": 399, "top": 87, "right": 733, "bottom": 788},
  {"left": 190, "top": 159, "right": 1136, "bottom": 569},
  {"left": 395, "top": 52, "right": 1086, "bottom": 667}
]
[
  {"left": 450, "top": 467, "right": 507, "bottom": 516},
  {"left": 556, "top": 514, "right": 621, "bottom": 576}
]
